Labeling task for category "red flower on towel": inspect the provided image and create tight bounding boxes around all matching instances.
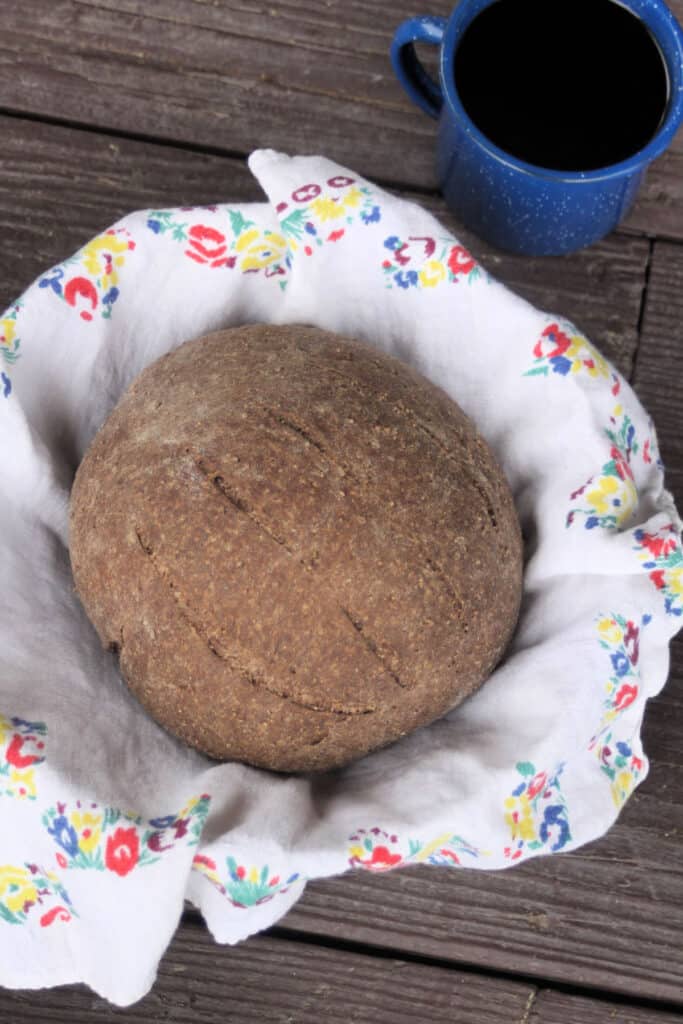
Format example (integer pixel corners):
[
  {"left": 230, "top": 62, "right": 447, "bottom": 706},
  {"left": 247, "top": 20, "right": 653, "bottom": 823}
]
[
  {"left": 638, "top": 530, "right": 678, "bottom": 560},
  {"left": 447, "top": 244, "right": 476, "bottom": 276},
  {"left": 185, "top": 225, "right": 236, "bottom": 268},
  {"left": 5, "top": 734, "right": 43, "bottom": 769},
  {"left": 614, "top": 683, "right": 638, "bottom": 711},
  {"left": 364, "top": 845, "right": 402, "bottom": 870},
  {"left": 105, "top": 827, "right": 140, "bottom": 876},
  {"left": 533, "top": 323, "right": 572, "bottom": 361}
]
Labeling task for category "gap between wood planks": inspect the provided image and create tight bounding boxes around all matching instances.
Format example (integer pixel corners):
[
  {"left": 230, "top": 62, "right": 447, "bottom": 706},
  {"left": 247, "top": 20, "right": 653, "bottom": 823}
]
[
  {"left": 2, "top": 101, "right": 682, "bottom": 238},
  {"left": 267, "top": 922, "right": 683, "bottom": 1018},
  {"left": 628, "top": 237, "right": 655, "bottom": 385},
  {"left": 0, "top": 101, "right": 441, "bottom": 201},
  {"left": 180, "top": 908, "right": 683, "bottom": 1018},
  {"left": 1, "top": 0, "right": 681, "bottom": 237}
]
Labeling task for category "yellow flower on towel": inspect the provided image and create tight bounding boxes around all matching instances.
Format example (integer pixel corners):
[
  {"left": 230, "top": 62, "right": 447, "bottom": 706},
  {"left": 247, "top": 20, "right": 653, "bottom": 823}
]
[
  {"left": 566, "top": 335, "right": 610, "bottom": 378},
  {"left": 70, "top": 810, "right": 103, "bottom": 853},
  {"left": 0, "top": 716, "right": 11, "bottom": 745},
  {"left": 0, "top": 318, "right": 16, "bottom": 350},
  {"left": 584, "top": 475, "right": 621, "bottom": 517},
  {"left": 176, "top": 795, "right": 200, "bottom": 822},
  {"left": 235, "top": 228, "right": 287, "bottom": 271},
  {"left": 584, "top": 473, "right": 636, "bottom": 524},
  {"left": 666, "top": 566, "right": 683, "bottom": 597},
  {"left": 8, "top": 768, "right": 36, "bottom": 799},
  {"left": 0, "top": 865, "right": 37, "bottom": 914},
  {"left": 504, "top": 794, "right": 536, "bottom": 843},
  {"left": 310, "top": 187, "right": 362, "bottom": 222},
  {"left": 81, "top": 231, "right": 132, "bottom": 289},
  {"left": 611, "top": 769, "right": 636, "bottom": 807},
  {"left": 418, "top": 259, "right": 447, "bottom": 288},
  {"left": 597, "top": 617, "right": 623, "bottom": 646}
]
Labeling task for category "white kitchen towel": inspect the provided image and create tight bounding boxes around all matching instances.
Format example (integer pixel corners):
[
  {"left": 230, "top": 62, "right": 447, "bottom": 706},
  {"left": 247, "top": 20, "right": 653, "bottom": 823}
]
[{"left": 0, "top": 149, "right": 680, "bottom": 1006}]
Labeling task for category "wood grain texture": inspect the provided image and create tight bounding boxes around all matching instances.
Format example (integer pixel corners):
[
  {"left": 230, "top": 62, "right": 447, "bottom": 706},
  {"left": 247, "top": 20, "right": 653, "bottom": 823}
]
[
  {"left": 0, "top": 115, "right": 646, "bottom": 378},
  {"left": 0, "top": 0, "right": 681, "bottom": 237},
  {"left": 633, "top": 240, "right": 683, "bottom": 501},
  {"left": 0, "top": 0, "right": 445, "bottom": 184},
  {"left": 531, "top": 989, "right": 683, "bottom": 1024},
  {"left": 0, "top": 921, "right": 534, "bottom": 1023},
  {"left": 622, "top": 135, "right": 683, "bottom": 242}
]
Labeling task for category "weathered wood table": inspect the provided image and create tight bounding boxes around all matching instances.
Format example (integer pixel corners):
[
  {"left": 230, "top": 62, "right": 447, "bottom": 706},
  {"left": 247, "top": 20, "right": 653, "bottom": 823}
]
[{"left": 1, "top": 2, "right": 682, "bottom": 1020}]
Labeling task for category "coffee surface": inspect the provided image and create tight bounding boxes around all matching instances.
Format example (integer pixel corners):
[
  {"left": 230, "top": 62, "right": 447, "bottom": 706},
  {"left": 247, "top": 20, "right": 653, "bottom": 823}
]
[{"left": 453, "top": 0, "right": 669, "bottom": 172}]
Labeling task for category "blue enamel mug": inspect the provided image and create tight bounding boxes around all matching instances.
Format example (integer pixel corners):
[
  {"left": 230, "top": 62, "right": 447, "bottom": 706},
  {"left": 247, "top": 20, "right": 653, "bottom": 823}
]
[{"left": 391, "top": 0, "right": 683, "bottom": 255}]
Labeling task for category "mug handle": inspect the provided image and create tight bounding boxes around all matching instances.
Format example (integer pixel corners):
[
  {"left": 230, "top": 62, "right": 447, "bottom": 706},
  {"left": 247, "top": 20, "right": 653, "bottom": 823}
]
[{"left": 390, "top": 16, "right": 447, "bottom": 120}]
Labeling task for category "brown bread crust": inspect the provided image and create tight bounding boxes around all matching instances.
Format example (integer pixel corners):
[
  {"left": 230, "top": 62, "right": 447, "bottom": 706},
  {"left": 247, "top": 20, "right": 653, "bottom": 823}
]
[{"left": 69, "top": 325, "right": 523, "bottom": 772}]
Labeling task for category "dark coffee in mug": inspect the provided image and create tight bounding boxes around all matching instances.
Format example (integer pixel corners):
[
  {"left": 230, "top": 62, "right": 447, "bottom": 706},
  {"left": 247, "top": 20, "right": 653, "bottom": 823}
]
[{"left": 453, "top": 0, "right": 670, "bottom": 171}]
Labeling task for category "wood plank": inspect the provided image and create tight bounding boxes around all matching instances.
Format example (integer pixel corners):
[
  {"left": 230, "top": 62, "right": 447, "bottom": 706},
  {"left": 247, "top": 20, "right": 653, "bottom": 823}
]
[
  {"left": 632, "top": 240, "right": 683, "bottom": 501},
  {"left": 0, "top": 920, "right": 534, "bottom": 1023},
  {"left": 622, "top": 136, "right": 683, "bottom": 242},
  {"left": 0, "top": 115, "right": 646, "bottom": 378},
  {"left": 0, "top": 0, "right": 446, "bottom": 185},
  {"left": 531, "top": 989, "right": 683, "bottom": 1024},
  {"left": 0, "top": 0, "right": 681, "bottom": 237}
]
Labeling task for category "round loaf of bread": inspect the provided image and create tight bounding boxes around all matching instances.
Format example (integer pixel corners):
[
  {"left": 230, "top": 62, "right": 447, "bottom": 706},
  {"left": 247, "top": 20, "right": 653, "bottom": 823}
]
[{"left": 69, "top": 324, "right": 523, "bottom": 772}]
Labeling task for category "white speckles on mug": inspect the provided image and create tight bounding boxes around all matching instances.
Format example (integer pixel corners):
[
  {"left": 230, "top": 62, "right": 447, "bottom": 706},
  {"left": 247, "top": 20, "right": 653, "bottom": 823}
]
[{"left": 391, "top": 0, "right": 683, "bottom": 254}]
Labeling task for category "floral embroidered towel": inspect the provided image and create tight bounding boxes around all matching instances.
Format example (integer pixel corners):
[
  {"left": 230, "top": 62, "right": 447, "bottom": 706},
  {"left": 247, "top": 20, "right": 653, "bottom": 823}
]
[{"left": 0, "top": 149, "right": 681, "bottom": 1006}]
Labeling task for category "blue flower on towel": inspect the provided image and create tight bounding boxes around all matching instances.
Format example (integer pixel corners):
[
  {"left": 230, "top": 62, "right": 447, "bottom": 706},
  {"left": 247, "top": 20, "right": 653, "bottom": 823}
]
[
  {"left": 361, "top": 205, "right": 381, "bottom": 224},
  {"left": 394, "top": 270, "right": 418, "bottom": 289},
  {"left": 47, "top": 816, "right": 79, "bottom": 859}
]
